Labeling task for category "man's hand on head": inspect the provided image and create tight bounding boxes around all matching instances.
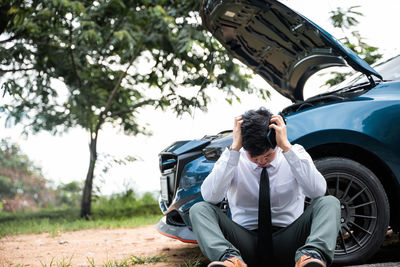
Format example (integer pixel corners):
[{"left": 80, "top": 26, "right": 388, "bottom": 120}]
[
  {"left": 231, "top": 116, "right": 243, "bottom": 151},
  {"left": 269, "top": 115, "right": 292, "bottom": 152}
]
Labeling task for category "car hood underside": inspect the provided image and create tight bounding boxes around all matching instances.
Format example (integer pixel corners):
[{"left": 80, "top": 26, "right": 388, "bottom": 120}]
[{"left": 201, "top": 0, "right": 382, "bottom": 102}]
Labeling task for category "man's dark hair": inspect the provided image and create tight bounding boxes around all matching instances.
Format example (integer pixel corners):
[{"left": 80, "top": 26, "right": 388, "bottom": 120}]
[{"left": 241, "top": 107, "right": 273, "bottom": 157}]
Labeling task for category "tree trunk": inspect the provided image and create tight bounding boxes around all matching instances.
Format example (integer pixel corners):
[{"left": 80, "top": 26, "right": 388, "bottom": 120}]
[
  {"left": 80, "top": 134, "right": 98, "bottom": 219},
  {"left": 79, "top": 46, "right": 141, "bottom": 219}
]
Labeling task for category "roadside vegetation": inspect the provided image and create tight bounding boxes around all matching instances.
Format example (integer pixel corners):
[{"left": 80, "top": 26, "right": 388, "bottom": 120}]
[
  {"left": 37, "top": 254, "right": 208, "bottom": 267},
  {"left": 0, "top": 138, "right": 162, "bottom": 238},
  {"left": 0, "top": 190, "right": 162, "bottom": 238},
  {"left": 38, "top": 254, "right": 169, "bottom": 267}
]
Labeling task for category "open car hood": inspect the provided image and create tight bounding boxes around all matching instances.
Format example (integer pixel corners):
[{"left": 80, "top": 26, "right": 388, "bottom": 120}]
[{"left": 201, "top": 0, "right": 382, "bottom": 102}]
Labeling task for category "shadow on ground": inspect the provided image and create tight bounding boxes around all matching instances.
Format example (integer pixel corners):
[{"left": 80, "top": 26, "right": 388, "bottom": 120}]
[
  {"left": 162, "top": 244, "right": 207, "bottom": 266},
  {"left": 165, "top": 231, "right": 400, "bottom": 267},
  {"left": 364, "top": 231, "right": 400, "bottom": 265}
]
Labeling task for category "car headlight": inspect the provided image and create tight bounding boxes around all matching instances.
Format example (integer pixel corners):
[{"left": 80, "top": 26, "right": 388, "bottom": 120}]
[
  {"left": 159, "top": 154, "right": 177, "bottom": 172},
  {"left": 202, "top": 146, "right": 224, "bottom": 161}
]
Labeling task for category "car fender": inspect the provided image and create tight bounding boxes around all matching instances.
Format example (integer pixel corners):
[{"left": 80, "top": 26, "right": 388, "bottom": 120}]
[{"left": 286, "top": 97, "right": 400, "bottom": 184}]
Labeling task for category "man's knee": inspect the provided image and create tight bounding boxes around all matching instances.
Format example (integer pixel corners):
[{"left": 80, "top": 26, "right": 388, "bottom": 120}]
[
  {"left": 313, "top": 195, "right": 340, "bottom": 212},
  {"left": 320, "top": 195, "right": 340, "bottom": 205},
  {"left": 189, "top": 201, "right": 215, "bottom": 221}
]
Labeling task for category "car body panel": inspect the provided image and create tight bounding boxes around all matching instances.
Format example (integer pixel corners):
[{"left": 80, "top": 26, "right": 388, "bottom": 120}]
[
  {"left": 201, "top": 0, "right": 381, "bottom": 102},
  {"left": 286, "top": 82, "right": 400, "bottom": 185},
  {"left": 157, "top": 79, "right": 400, "bottom": 240},
  {"left": 161, "top": 140, "right": 211, "bottom": 156}
]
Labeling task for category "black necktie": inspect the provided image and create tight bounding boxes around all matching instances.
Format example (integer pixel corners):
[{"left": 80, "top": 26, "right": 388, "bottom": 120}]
[{"left": 257, "top": 167, "right": 274, "bottom": 265}]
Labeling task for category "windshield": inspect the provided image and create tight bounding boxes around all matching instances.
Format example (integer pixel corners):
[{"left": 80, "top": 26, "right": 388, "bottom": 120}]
[{"left": 341, "top": 55, "right": 400, "bottom": 87}]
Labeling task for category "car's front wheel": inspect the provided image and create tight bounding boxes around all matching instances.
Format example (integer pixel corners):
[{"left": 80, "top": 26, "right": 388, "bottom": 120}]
[{"left": 315, "top": 157, "right": 390, "bottom": 266}]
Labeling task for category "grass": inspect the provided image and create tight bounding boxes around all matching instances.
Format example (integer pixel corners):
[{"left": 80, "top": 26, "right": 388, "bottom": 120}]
[
  {"left": 0, "top": 211, "right": 162, "bottom": 237},
  {"left": 129, "top": 255, "right": 167, "bottom": 264},
  {"left": 180, "top": 256, "right": 208, "bottom": 267},
  {"left": 34, "top": 254, "right": 168, "bottom": 267},
  {"left": 0, "top": 193, "right": 163, "bottom": 237},
  {"left": 0, "top": 193, "right": 176, "bottom": 267},
  {"left": 39, "top": 255, "right": 74, "bottom": 267}
]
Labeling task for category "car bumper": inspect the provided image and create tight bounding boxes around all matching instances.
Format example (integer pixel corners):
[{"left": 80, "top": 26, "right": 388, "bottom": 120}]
[{"left": 156, "top": 216, "right": 197, "bottom": 243}]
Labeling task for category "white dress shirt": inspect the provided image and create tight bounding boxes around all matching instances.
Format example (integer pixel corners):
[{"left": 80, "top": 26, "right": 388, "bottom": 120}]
[{"left": 201, "top": 144, "right": 326, "bottom": 229}]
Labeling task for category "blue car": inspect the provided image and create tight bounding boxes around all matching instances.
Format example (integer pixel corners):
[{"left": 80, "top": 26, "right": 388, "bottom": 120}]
[{"left": 157, "top": 0, "right": 400, "bottom": 265}]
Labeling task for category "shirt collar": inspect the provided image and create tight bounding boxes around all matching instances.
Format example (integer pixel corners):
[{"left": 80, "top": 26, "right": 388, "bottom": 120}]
[{"left": 242, "top": 147, "right": 281, "bottom": 170}]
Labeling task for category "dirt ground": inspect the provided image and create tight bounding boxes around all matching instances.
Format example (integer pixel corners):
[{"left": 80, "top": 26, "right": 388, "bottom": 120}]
[
  {"left": 0, "top": 225, "right": 399, "bottom": 267},
  {"left": 0, "top": 225, "right": 205, "bottom": 266}
]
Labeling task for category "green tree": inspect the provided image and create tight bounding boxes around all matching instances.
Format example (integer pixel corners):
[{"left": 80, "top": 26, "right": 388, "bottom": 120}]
[
  {"left": 55, "top": 181, "right": 82, "bottom": 208},
  {"left": 0, "top": 138, "right": 50, "bottom": 212},
  {"left": 325, "top": 6, "right": 383, "bottom": 87},
  {"left": 0, "top": 0, "right": 260, "bottom": 218}
]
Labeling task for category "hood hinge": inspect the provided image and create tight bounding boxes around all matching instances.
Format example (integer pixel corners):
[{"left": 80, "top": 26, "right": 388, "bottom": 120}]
[{"left": 367, "top": 74, "right": 376, "bottom": 87}]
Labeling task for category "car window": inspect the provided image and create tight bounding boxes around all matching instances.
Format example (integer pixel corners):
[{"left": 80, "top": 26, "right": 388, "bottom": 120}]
[
  {"left": 374, "top": 55, "right": 400, "bottom": 81},
  {"left": 342, "top": 55, "right": 400, "bottom": 87}
]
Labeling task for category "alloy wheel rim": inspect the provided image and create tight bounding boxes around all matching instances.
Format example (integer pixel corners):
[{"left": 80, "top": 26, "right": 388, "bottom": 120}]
[{"left": 325, "top": 172, "right": 378, "bottom": 256}]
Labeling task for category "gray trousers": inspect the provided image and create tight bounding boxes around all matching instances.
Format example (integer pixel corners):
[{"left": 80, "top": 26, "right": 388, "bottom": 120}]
[{"left": 189, "top": 196, "right": 341, "bottom": 267}]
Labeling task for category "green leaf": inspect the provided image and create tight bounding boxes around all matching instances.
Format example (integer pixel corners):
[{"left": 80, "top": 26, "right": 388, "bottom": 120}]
[
  {"left": 112, "top": 0, "right": 126, "bottom": 9},
  {"left": 60, "top": 0, "right": 70, "bottom": 7},
  {"left": 1, "top": 0, "right": 256, "bottom": 217},
  {"left": 327, "top": 5, "right": 382, "bottom": 87},
  {"left": 153, "top": 5, "right": 166, "bottom": 16},
  {"left": 13, "top": 14, "right": 24, "bottom": 26},
  {"left": 7, "top": 6, "right": 19, "bottom": 15},
  {"left": 71, "top": 1, "right": 85, "bottom": 14}
]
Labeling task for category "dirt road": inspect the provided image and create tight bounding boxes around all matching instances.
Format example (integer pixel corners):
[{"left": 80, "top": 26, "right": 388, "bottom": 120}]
[
  {"left": 0, "top": 225, "right": 205, "bottom": 266},
  {"left": 0, "top": 225, "right": 399, "bottom": 266}
]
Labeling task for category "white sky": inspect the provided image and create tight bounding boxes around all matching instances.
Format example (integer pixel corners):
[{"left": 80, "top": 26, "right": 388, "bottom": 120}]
[{"left": 1, "top": 0, "right": 400, "bottom": 195}]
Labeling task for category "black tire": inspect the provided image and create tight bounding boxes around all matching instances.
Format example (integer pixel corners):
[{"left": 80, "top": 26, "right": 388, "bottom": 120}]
[{"left": 315, "top": 157, "right": 390, "bottom": 266}]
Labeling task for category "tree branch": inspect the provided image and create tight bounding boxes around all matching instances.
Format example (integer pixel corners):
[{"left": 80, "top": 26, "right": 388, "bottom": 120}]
[
  {"left": 0, "top": 67, "right": 35, "bottom": 73},
  {"left": 109, "top": 99, "right": 157, "bottom": 117},
  {"left": 98, "top": 17, "right": 126, "bottom": 61},
  {"left": 68, "top": 19, "right": 82, "bottom": 88},
  {"left": 94, "top": 41, "right": 144, "bottom": 135},
  {"left": 0, "top": 33, "right": 22, "bottom": 44},
  {"left": 102, "top": 52, "right": 138, "bottom": 115}
]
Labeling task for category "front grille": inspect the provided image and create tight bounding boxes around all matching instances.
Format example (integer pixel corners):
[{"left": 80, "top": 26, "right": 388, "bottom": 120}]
[
  {"left": 159, "top": 150, "right": 204, "bottom": 206},
  {"left": 160, "top": 153, "right": 178, "bottom": 205},
  {"left": 160, "top": 154, "right": 177, "bottom": 173}
]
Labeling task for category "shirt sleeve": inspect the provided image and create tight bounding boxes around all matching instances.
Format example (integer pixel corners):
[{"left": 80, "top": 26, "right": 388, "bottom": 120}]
[
  {"left": 282, "top": 144, "right": 326, "bottom": 199},
  {"left": 201, "top": 147, "right": 240, "bottom": 204}
]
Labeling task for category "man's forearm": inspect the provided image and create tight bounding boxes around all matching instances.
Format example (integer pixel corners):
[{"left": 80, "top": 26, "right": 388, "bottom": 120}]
[
  {"left": 201, "top": 148, "right": 239, "bottom": 203},
  {"left": 283, "top": 144, "right": 326, "bottom": 198}
]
